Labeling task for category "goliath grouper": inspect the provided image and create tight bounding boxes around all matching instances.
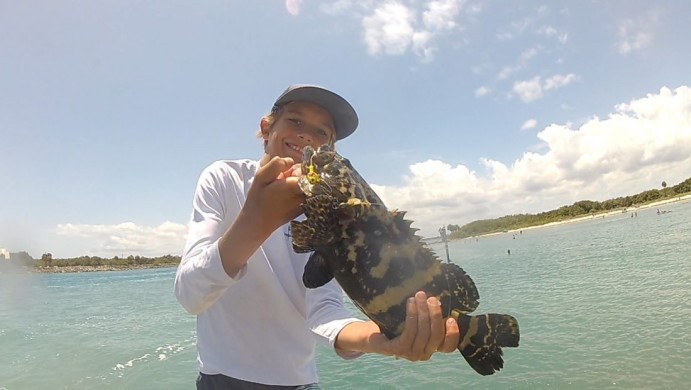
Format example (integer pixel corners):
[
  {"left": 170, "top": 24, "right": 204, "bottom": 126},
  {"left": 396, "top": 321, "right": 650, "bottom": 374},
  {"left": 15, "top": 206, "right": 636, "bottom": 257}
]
[{"left": 290, "top": 144, "right": 520, "bottom": 376}]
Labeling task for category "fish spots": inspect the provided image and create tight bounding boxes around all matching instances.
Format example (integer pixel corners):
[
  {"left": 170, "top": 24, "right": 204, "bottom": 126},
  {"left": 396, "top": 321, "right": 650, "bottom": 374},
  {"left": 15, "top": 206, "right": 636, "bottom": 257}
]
[{"left": 345, "top": 231, "right": 366, "bottom": 264}]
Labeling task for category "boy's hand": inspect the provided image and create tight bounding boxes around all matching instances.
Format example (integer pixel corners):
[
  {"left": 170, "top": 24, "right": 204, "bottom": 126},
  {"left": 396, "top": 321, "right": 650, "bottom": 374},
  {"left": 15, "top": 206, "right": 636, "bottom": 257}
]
[
  {"left": 387, "top": 291, "right": 460, "bottom": 361},
  {"left": 246, "top": 156, "right": 305, "bottom": 235}
]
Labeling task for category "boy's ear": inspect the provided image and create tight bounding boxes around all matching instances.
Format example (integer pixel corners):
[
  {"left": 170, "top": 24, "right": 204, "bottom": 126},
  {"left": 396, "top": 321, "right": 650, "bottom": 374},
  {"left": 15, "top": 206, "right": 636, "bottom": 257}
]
[{"left": 260, "top": 117, "right": 271, "bottom": 138}]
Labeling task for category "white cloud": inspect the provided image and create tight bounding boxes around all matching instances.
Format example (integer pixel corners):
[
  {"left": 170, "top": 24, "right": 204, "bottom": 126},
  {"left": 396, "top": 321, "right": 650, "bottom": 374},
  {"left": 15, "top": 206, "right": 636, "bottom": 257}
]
[
  {"left": 544, "top": 73, "right": 576, "bottom": 90},
  {"left": 362, "top": 2, "right": 417, "bottom": 56},
  {"left": 372, "top": 86, "right": 691, "bottom": 237},
  {"left": 285, "top": 0, "right": 303, "bottom": 16},
  {"left": 497, "top": 65, "right": 520, "bottom": 80},
  {"left": 513, "top": 76, "right": 543, "bottom": 102},
  {"left": 423, "top": 0, "right": 461, "bottom": 31},
  {"left": 537, "top": 25, "right": 568, "bottom": 44},
  {"left": 513, "top": 73, "right": 577, "bottom": 102},
  {"left": 521, "top": 47, "right": 540, "bottom": 60},
  {"left": 360, "top": 0, "right": 467, "bottom": 62},
  {"left": 616, "top": 15, "right": 656, "bottom": 54},
  {"left": 474, "top": 86, "right": 490, "bottom": 97},
  {"left": 521, "top": 118, "right": 537, "bottom": 130},
  {"left": 497, "top": 46, "right": 541, "bottom": 80},
  {"left": 56, "top": 221, "right": 188, "bottom": 257}
]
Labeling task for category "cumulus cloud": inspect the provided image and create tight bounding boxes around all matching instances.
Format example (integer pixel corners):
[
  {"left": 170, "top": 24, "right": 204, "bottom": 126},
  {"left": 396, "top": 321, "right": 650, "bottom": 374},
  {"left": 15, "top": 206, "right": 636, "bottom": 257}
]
[
  {"left": 616, "top": 15, "right": 656, "bottom": 54},
  {"left": 423, "top": 0, "right": 462, "bottom": 30},
  {"left": 513, "top": 73, "right": 577, "bottom": 102},
  {"left": 362, "top": 2, "right": 417, "bottom": 56},
  {"left": 372, "top": 86, "right": 691, "bottom": 237},
  {"left": 361, "top": 0, "right": 467, "bottom": 62},
  {"left": 513, "top": 76, "right": 543, "bottom": 102},
  {"left": 56, "top": 221, "right": 187, "bottom": 257}
]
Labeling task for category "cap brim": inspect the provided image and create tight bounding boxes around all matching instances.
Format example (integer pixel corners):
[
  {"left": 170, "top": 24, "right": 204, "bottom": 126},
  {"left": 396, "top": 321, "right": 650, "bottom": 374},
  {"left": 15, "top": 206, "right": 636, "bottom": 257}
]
[{"left": 274, "top": 85, "right": 358, "bottom": 140}]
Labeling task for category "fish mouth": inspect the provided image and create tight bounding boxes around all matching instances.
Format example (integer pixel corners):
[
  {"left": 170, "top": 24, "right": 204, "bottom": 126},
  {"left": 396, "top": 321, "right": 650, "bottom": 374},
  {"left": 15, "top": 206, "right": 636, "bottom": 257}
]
[
  {"left": 299, "top": 144, "right": 338, "bottom": 196},
  {"left": 301, "top": 145, "right": 317, "bottom": 164}
]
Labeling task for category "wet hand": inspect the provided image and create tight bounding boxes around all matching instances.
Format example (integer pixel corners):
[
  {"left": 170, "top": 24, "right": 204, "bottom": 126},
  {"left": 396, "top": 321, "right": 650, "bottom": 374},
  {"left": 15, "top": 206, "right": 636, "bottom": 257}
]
[{"left": 389, "top": 291, "right": 460, "bottom": 361}]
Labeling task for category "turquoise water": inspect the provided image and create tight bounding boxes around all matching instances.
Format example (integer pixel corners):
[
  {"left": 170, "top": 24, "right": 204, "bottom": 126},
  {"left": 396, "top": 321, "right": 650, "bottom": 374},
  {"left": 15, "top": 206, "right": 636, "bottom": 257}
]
[{"left": 1, "top": 201, "right": 689, "bottom": 389}]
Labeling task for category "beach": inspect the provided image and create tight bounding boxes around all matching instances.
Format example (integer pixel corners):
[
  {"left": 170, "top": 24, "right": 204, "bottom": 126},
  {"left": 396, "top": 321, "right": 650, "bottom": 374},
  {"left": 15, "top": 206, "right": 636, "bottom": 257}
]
[{"left": 494, "top": 193, "right": 691, "bottom": 237}]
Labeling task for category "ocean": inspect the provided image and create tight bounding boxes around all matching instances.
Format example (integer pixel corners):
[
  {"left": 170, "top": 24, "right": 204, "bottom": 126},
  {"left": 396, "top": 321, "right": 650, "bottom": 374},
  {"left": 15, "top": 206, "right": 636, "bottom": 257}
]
[{"left": 1, "top": 201, "right": 689, "bottom": 389}]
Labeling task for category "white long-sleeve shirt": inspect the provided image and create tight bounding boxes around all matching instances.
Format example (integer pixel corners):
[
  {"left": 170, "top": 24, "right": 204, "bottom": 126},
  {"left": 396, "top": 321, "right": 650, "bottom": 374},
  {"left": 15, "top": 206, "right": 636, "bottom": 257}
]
[{"left": 174, "top": 159, "right": 363, "bottom": 386}]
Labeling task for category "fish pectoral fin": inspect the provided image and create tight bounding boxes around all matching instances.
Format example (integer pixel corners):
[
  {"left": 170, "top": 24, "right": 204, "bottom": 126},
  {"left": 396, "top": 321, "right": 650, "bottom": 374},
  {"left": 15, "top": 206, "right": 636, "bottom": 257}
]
[
  {"left": 290, "top": 220, "right": 316, "bottom": 253},
  {"left": 303, "top": 252, "right": 334, "bottom": 288},
  {"left": 303, "top": 195, "right": 338, "bottom": 218},
  {"left": 291, "top": 196, "right": 339, "bottom": 252}
]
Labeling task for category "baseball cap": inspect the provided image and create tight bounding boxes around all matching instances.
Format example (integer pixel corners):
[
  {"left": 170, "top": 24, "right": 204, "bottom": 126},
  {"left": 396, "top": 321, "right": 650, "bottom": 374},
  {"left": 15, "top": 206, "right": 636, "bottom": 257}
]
[{"left": 273, "top": 84, "right": 359, "bottom": 140}]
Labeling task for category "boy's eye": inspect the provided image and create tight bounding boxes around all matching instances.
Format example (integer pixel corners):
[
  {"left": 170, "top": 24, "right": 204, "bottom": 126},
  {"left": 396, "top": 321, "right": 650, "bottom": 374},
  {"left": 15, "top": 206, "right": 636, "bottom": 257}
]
[{"left": 289, "top": 118, "right": 302, "bottom": 126}]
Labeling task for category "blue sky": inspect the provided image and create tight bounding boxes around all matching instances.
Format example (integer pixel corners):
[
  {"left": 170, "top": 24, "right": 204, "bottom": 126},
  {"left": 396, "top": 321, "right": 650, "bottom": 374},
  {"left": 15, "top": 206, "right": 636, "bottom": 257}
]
[{"left": 2, "top": 0, "right": 690, "bottom": 259}]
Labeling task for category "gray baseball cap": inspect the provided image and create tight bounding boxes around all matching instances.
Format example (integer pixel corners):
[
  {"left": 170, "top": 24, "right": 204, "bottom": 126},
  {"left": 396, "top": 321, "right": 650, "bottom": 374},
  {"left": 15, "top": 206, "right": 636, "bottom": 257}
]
[{"left": 273, "top": 84, "right": 359, "bottom": 140}]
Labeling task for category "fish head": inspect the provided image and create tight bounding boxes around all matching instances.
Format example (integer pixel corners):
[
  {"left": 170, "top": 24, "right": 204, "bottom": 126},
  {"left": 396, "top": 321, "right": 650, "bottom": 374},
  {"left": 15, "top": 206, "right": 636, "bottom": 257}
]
[{"left": 298, "top": 144, "right": 371, "bottom": 203}]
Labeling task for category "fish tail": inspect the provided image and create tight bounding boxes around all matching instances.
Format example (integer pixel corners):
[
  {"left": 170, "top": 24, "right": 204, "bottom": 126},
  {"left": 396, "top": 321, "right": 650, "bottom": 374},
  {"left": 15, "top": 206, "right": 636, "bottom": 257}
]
[{"left": 456, "top": 313, "right": 520, "bottom": 376}]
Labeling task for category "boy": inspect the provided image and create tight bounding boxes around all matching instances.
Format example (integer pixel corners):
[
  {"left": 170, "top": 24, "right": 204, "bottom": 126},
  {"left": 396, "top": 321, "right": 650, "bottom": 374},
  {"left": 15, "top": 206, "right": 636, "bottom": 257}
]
[{"left": 175, "top": 85, "right": 459, "bottom": 389}]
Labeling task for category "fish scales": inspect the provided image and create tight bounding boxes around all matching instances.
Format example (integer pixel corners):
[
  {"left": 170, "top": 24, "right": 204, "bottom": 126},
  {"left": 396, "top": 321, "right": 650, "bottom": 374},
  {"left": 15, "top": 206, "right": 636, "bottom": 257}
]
[{"left": 291, "top": 145, "right": 520, "bottom": 376}]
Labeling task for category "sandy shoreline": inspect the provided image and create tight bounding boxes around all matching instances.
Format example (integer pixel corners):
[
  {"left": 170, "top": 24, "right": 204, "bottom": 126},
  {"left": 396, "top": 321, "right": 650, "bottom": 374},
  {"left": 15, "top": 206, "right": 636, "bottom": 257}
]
[
  {"left": 474, "top": 194, "right": 691, "bottom": 239},
  {"left": 31, "top": 264, "right": 178, "bottom": 274}
]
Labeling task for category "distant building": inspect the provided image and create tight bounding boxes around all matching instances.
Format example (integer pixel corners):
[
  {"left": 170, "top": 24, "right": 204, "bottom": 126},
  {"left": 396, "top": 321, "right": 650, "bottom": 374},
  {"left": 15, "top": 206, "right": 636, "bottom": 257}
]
[{"left": 0, "top": 248, "right": 9, "bottom": 260}]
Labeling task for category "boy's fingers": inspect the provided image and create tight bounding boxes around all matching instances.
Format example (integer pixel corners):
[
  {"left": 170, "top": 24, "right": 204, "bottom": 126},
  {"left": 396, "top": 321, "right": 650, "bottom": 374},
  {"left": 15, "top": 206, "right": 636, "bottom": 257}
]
[
  {"left": 397, "top": 296, "right": 418, "bottom": 356},
  {"left": 257, "top": 157, "right": 294, "bottom": 183},
  {"left": 423, "top": 296, "right": 444, "bottom": 358},
  {"left": 438, "top": 317, "right": 460, "bottom": 353},
  {"left": 411, "top": 292, "right": 432, "bottom": 358}
]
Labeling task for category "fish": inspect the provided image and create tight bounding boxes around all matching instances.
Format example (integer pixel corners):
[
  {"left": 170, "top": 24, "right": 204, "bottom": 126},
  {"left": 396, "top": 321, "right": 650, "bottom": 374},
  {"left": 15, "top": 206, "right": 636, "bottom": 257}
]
[{"left": 290, "top": 144, "right": 520, "bottom": 376}]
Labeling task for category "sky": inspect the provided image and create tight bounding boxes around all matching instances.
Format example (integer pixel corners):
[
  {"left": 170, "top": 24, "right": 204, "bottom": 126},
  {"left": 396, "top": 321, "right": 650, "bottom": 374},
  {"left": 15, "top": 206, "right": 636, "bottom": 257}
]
[{"left": 1, "top": 0, "right": 690, "bottom": 259}]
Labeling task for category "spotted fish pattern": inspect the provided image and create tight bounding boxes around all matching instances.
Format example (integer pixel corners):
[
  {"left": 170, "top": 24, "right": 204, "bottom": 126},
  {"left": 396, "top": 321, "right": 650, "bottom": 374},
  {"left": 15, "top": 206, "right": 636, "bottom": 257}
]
[{"left": 291, "top": 145, "right": 520, "bottom": 376}]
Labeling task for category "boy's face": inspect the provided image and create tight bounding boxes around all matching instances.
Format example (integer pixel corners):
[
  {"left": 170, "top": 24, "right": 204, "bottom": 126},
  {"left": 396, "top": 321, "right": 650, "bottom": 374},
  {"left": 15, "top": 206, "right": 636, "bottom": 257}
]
[{"left": 261, "top": 101, "right": 336, "bottom": 163}]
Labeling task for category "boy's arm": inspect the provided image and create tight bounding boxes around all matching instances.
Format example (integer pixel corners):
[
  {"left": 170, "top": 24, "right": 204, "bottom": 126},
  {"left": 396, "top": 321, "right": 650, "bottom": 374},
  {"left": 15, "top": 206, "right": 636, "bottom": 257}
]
[
  {"left": 218, "top": 156, "right": 305, "bottom": 277},
  {"left": 175, "top": 157, "right": 304, "bottom": 314}
]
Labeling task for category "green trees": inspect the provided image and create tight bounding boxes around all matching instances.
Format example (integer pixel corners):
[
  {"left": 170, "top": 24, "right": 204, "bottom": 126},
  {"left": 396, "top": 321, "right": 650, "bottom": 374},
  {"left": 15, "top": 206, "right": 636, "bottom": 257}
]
[
  {"left": 39, "top": 253, "right": 53, "bottom": 267},
  {"left": 449, "top": 176, "right": 691, "bottom": 240},
  {"left": 31, "top": 255, "right": 181, "bottom": 270}
]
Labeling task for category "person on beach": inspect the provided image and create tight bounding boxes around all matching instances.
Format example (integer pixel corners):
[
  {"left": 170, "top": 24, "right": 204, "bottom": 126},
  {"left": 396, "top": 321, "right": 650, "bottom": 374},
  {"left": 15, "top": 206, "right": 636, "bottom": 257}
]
[{"left": 174, "top": 85, "right": 460, "bottom": 390}]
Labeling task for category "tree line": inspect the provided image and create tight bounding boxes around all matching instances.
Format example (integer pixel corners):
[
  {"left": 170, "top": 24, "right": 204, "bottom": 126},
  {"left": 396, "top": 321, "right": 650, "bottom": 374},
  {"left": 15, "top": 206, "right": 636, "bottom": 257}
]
[
  {"left": 35, "top": 254, "right": 181, "bottom": 268},
  {"left": 447, "top": 176, "right": 691, "bottom": 240},
  {"left": 0, "top": 252, "right": 182, "bottom": 269}
]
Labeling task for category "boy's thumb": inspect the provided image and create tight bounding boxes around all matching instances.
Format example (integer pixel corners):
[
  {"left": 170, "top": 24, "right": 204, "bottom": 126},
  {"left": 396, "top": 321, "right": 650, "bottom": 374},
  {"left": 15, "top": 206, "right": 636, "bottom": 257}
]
[{"left": 257, "top": 156, "right": 294, "bottom": 183}]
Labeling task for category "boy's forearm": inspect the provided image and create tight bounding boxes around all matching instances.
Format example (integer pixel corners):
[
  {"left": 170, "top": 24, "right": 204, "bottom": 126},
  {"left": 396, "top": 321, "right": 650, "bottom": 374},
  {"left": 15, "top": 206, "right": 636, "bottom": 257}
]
[
  {"left": 334, "top": 321, "right": 392, "bottom": 356},
  {"left": 218, "top": 206, "right": 273, "bottom": 278}
]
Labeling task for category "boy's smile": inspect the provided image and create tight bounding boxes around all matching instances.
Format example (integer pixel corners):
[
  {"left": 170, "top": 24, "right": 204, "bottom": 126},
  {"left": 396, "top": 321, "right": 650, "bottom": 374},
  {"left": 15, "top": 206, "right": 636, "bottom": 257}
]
[{"left": 263, "top": 101, "right": 336, "bottom": 163}]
